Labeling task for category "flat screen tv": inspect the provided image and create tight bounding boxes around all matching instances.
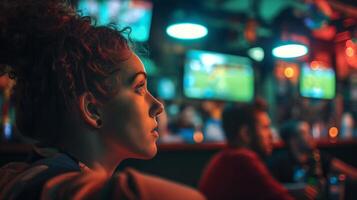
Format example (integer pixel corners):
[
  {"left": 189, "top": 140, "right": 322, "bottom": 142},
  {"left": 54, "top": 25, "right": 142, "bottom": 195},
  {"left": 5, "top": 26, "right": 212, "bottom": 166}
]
[
  {"left": 183, "top": 50, "right": 254, "bottom": 102},
  {"left": 299, "top": 64, "right": 336, "bottom": 99},
  {"left": 77, "top": 0, "right": 153, "bottom": 42}
]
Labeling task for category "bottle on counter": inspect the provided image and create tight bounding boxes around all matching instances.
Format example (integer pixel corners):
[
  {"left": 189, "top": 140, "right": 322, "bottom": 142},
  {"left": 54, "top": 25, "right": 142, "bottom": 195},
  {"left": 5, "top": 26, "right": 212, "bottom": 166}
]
[{"left": 305, "top": 150, "right": 327, "bottom": 200}]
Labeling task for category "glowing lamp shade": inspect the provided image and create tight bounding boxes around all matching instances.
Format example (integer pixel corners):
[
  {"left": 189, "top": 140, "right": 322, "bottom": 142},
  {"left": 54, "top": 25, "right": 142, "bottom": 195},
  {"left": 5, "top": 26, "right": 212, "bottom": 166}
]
[
  {"left": 166, "top": 23, "right": 208, "bottom": 39},
  {"left": 272, "top": 44, "right": 308, "bottom": 58},
  {"left": 248, "top": 47, "right": 264, "bottom": 62}
]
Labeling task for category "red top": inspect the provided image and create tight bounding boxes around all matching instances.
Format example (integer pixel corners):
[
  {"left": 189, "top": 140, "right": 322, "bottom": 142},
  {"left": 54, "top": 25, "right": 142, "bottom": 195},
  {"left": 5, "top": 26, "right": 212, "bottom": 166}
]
[{"left": 199, "top": 147, "right": 293, "bottom": 200}]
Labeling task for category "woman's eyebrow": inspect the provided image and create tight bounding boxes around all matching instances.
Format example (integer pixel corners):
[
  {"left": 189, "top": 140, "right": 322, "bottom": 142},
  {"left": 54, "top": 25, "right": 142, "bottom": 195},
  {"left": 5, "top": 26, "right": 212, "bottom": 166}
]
[{"left": 129, "top": 71, "right": 147, "bottom": 84}]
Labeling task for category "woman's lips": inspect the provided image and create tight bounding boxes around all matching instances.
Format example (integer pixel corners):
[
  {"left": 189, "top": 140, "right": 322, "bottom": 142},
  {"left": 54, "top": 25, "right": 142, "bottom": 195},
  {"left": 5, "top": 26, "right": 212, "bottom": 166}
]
[{"left": 151, "top": 127, "right": 159, "bottom": 138}]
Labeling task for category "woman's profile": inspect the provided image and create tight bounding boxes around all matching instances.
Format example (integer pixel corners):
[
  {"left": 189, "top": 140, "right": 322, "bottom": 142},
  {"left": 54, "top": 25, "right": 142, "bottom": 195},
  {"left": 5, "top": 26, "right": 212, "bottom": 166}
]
[{"left": 0, "top": 0, "right": 204, "bottom": 199}]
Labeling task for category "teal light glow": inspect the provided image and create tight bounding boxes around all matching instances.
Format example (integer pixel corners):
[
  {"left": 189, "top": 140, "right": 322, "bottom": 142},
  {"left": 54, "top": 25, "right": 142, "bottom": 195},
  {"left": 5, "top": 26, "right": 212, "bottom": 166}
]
[
  {"left": 272, "top": 44, "right": 308, "bottom": 58},
  {"left": 248, "top": 47, "right": 264, "bottom": 62},
  {"left": 78, "top": 0, "right": 153, "bottom": 42},
  {"left": 166, "top": 23, "right": 208, "bottom": 39}
]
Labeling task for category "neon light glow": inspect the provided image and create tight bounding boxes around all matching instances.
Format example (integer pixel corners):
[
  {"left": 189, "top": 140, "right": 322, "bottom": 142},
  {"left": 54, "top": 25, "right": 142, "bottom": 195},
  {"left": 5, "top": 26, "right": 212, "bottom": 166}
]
[
  {"left": 248, "top": 47, "right": 264, "bottom": 62},
  {"left": 166, "top": 23, "right": 208, "bottom": 39},
  {"left": 78, "top": 0, "right": 153, "bottom": 42},
  {"left": 272, "top": 44, "right": 308, "bottom": 58}
]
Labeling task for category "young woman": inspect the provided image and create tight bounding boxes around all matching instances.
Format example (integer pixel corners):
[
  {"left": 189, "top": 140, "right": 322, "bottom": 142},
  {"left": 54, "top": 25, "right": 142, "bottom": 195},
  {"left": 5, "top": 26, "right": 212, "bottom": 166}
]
[{"left": 0, "top": 0, "right": 204, "bottom": 199}]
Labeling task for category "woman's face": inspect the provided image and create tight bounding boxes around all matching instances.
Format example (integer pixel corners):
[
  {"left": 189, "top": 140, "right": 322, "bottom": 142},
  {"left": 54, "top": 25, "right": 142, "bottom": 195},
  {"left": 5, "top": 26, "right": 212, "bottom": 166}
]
[{"left": 101, "top": 53, "right": 163, "bottom": 160}]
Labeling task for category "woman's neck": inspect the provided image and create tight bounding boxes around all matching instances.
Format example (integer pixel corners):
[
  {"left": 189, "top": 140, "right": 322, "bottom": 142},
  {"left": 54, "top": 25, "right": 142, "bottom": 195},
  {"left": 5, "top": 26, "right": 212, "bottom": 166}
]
[{"left": 59, "top": 129, "right": 124, "bottom": 176}]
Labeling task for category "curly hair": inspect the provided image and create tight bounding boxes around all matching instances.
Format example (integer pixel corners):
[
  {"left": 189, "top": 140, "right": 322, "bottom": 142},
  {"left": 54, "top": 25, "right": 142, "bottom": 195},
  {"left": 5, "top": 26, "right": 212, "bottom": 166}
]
[{"left": 0, "top": 0, "right": 133, "bottom": 145}]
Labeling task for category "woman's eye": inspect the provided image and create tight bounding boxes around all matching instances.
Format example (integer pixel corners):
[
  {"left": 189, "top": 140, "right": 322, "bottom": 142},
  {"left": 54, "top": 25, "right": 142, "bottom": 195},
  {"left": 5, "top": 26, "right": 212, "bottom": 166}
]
[{"left": 135, "top": 82, "right": 146, "bottom": 95}]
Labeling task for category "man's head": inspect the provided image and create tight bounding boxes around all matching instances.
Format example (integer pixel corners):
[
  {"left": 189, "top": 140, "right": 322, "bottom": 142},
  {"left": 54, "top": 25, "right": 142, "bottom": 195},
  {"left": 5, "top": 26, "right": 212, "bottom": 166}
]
[
  {"left": 222, "top": 99, "right": 273, "bottom": 157},
  {"left": 280, "top": 120, "right": 316, "bottom": 155}
]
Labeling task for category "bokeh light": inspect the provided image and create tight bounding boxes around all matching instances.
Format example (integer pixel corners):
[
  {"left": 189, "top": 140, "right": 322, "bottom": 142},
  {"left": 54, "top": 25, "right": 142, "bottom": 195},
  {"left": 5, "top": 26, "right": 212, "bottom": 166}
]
[
  {"left": 193, "top": 131, "right": 204, "bottom": 143},
  {"left": 284, "top": 67, "right": 295, "bottom": 78},
  {"left": 329, "top": 127, "right": 339, "bottom": 138}
]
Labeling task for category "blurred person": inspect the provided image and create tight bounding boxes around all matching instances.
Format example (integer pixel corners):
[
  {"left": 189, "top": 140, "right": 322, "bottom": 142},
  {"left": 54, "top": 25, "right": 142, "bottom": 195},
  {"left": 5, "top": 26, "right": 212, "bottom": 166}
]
[
  {"left": 168, "top": 103, "right": 202, "bottom": 142},
  {"left": 156, "top": 100, "right": 184, "bottom": 143},
  {"left": 198, "top": 99, "right": 294, "bottom": 200},
  {"left": 201, "top": 100, "right": 225, "bottom": 142},
  {"left": 169, "top": 104, "right": 196, "bottom": 132},
  {"left": 0, "top": 1, "right": 205, "bottom": 199},
  {"left": 269, "top": 120, "right": 357, "bottom": 197}
]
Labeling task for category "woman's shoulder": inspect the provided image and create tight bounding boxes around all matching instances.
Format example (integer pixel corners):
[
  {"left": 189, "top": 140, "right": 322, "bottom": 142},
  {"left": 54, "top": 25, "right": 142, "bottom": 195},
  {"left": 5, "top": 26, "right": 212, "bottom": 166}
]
[
  {"left": 0, "top": 153, "right": 81, "bottom": 200},
  {"left": 120, "top": 168, "right": 206, "bottom": 200},
  {"left": 1, "top": 157, "right": 206, "bottom": 200},
  {"left": 41, "top": 167, "right": 206, "bottom": 200}
]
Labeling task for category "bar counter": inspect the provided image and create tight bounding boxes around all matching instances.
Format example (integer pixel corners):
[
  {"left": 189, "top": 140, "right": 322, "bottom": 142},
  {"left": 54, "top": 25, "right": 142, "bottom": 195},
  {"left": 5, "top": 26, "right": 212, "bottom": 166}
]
[
  {"left": 1, "top": 138, "right": 357, "bottom": 153},
  {"left": 157, "top": 139, "right": 357, "bottom": 151}
]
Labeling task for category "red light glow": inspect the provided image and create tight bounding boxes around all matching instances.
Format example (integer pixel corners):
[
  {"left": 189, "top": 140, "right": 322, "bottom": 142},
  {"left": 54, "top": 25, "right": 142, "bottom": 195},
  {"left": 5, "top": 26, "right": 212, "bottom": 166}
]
[
  {"left": 346, "top": 47, "right": 354, "bottom": 57},
  {"left": 311, "top": 61, "right": 320, "bottom": 70}
]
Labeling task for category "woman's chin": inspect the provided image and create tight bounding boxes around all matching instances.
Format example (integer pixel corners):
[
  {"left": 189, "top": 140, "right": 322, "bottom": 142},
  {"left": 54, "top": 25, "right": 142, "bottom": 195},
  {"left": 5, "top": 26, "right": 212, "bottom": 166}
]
[{"left": 136, "top": 145, "right": 158, "bottom": 160}]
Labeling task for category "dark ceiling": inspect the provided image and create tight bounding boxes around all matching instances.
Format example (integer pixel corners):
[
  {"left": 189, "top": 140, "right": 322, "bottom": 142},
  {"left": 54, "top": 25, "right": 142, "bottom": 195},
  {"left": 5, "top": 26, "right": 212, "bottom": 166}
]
[
  {"left": 145, "top": 0, "right": 356, "bottom": 76},
  {"left": 149, "top": 0, "right": 356, "bottom": 52}
]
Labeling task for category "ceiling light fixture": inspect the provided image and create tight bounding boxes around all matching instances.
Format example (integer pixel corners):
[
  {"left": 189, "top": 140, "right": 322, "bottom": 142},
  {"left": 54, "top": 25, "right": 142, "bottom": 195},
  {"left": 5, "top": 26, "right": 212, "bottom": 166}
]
[
  {"left": 272, "top": 44, "right": 308, "bottom": 58},
  {"left": 166, "top": 23, "right": 208, "bottom": 40}
]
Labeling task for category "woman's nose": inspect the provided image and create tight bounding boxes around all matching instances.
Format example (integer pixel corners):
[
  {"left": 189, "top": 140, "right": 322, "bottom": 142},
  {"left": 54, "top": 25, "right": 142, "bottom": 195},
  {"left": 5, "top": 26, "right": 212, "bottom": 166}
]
[{"left": 149, "top": 94, "right": 164, "bottom": 118}]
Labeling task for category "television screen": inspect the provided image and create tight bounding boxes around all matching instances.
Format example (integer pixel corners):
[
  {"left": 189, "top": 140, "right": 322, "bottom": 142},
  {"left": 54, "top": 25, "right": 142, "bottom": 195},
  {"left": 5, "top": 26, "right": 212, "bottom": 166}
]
[
  {"left": 299, "top": 64, "right": 336, "bottom": 99},
  {"left": 183, "top": 50, "right": 254, "bottom": 102},
  {"left": 77, "top": 0, "right": 153, "bottom": 42}
]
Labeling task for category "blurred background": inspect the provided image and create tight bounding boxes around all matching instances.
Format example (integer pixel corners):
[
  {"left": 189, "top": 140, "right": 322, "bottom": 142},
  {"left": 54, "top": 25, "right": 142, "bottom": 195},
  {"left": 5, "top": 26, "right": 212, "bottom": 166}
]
[
  {"left": 1, "top": 0, "right": 357, "bottom": 191},
  {"left": 65, "top": 0, "right": 357, "bottom": 143}
]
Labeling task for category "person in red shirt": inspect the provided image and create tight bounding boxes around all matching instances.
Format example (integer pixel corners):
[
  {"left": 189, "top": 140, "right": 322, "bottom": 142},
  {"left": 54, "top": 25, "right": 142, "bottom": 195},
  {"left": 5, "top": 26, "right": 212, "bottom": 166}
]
[{"left": 199, "top": 99, "right": 294, "bottom": 200}]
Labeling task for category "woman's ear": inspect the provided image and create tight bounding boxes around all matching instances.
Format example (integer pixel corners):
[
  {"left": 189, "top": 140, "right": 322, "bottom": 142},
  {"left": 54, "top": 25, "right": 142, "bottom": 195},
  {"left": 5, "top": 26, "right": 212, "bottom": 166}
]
[{"left": 78, "top": 92, "right": 102, "bottom": 128}]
